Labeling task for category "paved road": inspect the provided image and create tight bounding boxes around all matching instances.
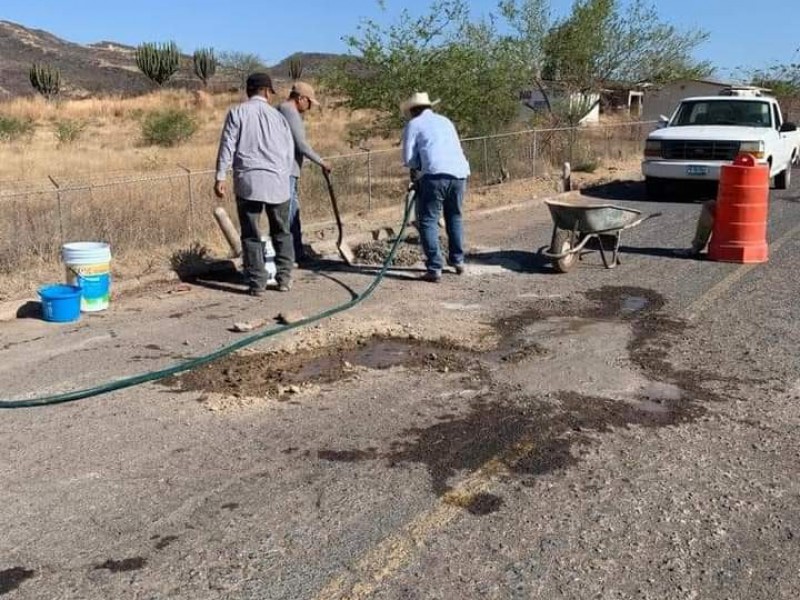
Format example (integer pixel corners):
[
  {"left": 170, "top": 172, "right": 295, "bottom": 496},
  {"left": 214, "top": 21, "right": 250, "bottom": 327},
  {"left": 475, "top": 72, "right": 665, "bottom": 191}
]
[{"left": 1, "top": 171, "right": 799, "bottom": 599}]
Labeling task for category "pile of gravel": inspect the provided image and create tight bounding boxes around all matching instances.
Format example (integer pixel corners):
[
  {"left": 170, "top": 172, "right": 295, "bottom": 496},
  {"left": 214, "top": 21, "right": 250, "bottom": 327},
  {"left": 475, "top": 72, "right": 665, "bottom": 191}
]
[{"left": 353, "top": 239, "right": 422, "bottom": 266}]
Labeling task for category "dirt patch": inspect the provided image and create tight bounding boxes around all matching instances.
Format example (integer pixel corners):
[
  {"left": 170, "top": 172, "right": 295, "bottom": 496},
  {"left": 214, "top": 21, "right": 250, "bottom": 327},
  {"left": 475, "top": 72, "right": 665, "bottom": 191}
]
[{"left": 164, "top": 335, "right": 471, "bottom": 402}]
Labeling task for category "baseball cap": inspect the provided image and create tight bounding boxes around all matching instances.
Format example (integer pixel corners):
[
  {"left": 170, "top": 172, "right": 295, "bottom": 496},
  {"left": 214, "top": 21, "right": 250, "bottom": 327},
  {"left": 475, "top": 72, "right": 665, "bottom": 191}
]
[
  {"left": 246, "top": 72, "right": 276, "bottom": 94},
  {"left": 291, "top": 81, "right": 319, "bottom": 106}
]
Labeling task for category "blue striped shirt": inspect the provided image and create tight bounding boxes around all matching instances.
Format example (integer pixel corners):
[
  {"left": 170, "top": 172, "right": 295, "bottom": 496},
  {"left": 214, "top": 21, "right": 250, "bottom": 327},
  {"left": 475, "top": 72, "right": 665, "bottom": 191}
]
[{"left": 402, "top": 109, "right": 470, "bottom": 179}]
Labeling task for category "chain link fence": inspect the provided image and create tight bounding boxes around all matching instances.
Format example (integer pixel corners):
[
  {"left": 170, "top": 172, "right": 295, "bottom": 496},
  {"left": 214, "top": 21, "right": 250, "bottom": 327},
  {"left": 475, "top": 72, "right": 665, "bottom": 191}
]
[{"left": 0, "top": 121, "right": 654, "bottom": 277}]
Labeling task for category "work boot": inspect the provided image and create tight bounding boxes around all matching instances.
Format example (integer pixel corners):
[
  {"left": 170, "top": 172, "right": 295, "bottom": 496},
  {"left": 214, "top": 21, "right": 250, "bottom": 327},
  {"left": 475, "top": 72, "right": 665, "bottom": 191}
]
[
  {"left": 420, "top": 271, "right": 442, "bottom": 283},
  {"left": 673, "top": 247, "right": 702, "bottom": 258}
]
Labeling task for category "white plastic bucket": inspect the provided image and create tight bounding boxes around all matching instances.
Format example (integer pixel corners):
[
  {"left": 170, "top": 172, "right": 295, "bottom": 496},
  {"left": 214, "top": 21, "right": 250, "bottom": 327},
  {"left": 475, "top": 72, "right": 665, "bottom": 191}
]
[
  {"left": 260, "top": 236, "right": 278, "bottom": 285},
  {"left": 62, "top": 242, "right": 112, "bottom": 312}
]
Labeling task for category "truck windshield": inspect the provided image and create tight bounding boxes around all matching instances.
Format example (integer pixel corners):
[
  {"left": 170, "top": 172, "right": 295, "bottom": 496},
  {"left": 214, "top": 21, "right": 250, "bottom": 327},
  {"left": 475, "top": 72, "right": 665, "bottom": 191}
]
[{"left": 671, "top": 100, "right": 772, "bottom": 127}]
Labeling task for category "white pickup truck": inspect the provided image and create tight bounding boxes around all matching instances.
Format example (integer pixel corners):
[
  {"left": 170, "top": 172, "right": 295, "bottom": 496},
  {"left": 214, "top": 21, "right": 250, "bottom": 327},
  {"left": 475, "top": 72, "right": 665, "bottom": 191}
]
[{"left": 642, "top": 91, "right": 799, "bottom": 200}]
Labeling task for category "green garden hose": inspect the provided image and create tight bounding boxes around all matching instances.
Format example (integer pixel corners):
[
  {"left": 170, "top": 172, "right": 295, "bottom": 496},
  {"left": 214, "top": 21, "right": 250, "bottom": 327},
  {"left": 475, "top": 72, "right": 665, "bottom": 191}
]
[{"left": 0, "top": 189, "right": 416, "bottom": 410}]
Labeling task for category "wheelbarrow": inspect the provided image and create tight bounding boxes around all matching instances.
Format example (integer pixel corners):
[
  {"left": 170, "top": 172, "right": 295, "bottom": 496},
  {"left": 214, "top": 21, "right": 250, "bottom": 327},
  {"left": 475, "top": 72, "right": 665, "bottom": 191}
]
[{"left": 542, "top": 200, "right": 658, "bottom": 273}]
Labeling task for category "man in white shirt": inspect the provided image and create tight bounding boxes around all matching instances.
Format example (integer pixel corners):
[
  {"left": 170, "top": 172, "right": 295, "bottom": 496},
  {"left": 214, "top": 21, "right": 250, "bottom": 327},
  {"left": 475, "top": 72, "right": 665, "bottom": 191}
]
[{"left": 401, "top": 92, "right": 471, "bottom": 282}]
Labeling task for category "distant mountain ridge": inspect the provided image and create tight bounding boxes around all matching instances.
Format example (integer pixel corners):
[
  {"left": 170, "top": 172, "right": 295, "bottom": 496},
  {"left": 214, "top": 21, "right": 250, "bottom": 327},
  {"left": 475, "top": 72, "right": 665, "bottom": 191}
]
[{"left": 0, "top": 20, "right": 344, "bottom": 98}]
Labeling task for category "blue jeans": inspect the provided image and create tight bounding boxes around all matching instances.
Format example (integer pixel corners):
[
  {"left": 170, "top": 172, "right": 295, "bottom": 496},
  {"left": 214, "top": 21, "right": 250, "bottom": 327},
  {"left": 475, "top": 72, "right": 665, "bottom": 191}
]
[
  {"left": 416, "top": 175, "right": 466, "bottom": 273},
  {"left": 288, "top": 176, "right": 304, "bottom": 260}
]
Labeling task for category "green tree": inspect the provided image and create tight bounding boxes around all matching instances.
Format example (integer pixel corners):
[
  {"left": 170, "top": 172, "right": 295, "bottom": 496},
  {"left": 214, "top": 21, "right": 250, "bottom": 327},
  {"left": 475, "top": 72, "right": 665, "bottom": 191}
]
[
  {"left": 324, "top": 0, "right": 528, "bottom": 139},
  {"left": 193, "top": 48, "right": 217, "bottom": 88},
  {"left": 541, "top": 0, "right": 710, "bottom": 92},
  {"left": 136, "top": 42, "right": 181, "bottom": 87},
  {"left": 29, "top": 62, "right": 61, "bottom": 100},
  {"left": 500, "top": 0, "right": 709, "bottom": 123},
  {"left": 218, "top": 51, "right": 268, "bottom": 89}
]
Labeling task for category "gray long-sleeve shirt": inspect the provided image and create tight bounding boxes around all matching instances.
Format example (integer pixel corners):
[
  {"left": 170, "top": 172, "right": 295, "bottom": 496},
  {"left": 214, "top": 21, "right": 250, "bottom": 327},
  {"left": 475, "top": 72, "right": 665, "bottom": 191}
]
[
  {"left": 277, "top": 101, "right": 324, "bottom": 177},
  {"left": 215, "top": 96, "right": 294, "bottom": 204}
]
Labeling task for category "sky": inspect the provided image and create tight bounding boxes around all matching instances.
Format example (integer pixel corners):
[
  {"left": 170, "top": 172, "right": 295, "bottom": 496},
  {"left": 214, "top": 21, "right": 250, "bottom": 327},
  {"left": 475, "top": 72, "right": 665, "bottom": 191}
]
[{"left": 2, "top": 0, "right": 798, "bottom": 77}]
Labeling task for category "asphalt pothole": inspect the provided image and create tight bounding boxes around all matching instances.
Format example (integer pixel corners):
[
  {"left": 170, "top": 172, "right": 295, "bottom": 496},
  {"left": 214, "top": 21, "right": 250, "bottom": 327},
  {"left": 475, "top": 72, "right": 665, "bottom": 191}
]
[{"left": 163, "top": 336, "right": 474, "bottom": 401}]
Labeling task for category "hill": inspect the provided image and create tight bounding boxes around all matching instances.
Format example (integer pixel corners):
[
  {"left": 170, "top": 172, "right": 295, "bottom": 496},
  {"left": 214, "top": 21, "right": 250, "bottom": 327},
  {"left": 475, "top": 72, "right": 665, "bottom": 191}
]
[{"left": 0, "top": 20, "right": 343, "bottom": 98}]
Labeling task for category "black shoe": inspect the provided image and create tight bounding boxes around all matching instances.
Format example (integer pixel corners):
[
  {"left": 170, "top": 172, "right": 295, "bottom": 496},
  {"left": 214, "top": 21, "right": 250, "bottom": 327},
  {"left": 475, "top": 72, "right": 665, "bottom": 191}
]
[
  {"left": 247, "top": 287, "right": 266, "bottom": 297},
  {"left": 277, "top": 280, "right": 292, "bottom": 292},
  {"left": 420, "top": 271, "right": 442, "bottom": 283},
  {"left": 673, "top": 248, "right": 702, "bottom": 258}
]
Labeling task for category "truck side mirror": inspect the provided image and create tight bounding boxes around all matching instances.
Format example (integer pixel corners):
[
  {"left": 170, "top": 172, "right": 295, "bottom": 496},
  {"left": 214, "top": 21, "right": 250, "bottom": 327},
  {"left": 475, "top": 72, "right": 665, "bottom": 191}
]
[
  {"left": 780, "top": 122, "right": 797, "bottom": 132},
  {"left": 657, "top": 115, "right": 669, "bottom": 129}
]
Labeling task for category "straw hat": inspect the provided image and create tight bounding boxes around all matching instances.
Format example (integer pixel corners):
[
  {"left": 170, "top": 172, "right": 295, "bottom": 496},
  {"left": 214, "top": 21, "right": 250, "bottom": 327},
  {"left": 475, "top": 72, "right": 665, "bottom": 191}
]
[{"left": 400, "top": 92, "right": 440, "bottom": 116}]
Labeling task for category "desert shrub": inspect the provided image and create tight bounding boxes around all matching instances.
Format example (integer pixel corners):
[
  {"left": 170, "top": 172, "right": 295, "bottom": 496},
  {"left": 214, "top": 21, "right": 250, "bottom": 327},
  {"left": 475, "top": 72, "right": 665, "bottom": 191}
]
[
  {"left": 573, "top": 158, "right": 599, "bottom": 173},
  {"left": 0, "top": 115, "right": 34, "bottom": 142},
  {"left": 54, "top": 119, "right": 86, "bottom": 145},
  {"left": 141, "top": 109, "right": 197, "bottom": 147}
]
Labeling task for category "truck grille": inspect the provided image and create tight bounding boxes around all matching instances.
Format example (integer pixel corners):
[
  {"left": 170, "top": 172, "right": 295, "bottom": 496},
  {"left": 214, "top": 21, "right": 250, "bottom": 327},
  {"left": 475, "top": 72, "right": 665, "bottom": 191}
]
[{"left": 661, "top": 140, "right": 741, "bottom": 161}]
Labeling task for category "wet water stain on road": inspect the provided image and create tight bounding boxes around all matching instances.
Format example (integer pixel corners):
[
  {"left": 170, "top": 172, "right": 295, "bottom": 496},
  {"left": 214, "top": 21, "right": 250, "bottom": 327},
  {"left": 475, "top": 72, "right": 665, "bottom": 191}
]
[
  {"left": 315, "top": 286, "right": 718, "bottom": 511},
  {"left": 93, "top": 557, "right": 147, "bottom": 573},
  {"left": 0, "top": 567, "right": 35, "bottom": 595}
]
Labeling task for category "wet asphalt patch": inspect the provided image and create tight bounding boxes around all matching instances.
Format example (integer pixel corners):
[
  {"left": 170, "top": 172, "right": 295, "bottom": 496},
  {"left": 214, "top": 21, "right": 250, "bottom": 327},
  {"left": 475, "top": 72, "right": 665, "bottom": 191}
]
[
  {"left": 165, "top": 286, "right": 731, "bottom": 515},
  {"left": 93, "top": 557, "right": 147, "bottom": 573},
  {"left": 0, "top": 567, "right": 35, "bottom": 595},
  {"left": 313, "top": 286, "right": 724, "bottom": 513}
]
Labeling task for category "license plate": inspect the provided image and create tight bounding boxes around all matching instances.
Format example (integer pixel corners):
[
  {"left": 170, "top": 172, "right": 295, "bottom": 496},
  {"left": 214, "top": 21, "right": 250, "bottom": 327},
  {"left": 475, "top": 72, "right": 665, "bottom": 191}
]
[{"left": 686, "top": 165, "right": 709, "bottom": 176}]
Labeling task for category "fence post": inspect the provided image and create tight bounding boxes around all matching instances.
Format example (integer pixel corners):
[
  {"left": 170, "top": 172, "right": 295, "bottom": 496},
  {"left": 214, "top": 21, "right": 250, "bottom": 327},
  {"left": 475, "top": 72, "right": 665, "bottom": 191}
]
[
  {"left": 531, "top": 131, "right": 538, "bottom": 178},
  {"left": 178, "top": 165, "right": 196, "bottom": 238},
  {"left": 366, "top": 150, "right": 373, "bottom": 212},
  {"left": 482, "top": 137, "right": 490, "bottom": 185},
  {"left": 48, "top": 175, "right": 64, "bottom": 243}
]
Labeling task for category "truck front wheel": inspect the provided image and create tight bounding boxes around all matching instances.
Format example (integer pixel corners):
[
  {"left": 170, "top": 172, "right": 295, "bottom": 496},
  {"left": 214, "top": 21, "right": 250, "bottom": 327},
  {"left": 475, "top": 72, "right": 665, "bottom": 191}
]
[
  {"left": 645, "top": 177, "right": 667, "bottom": 201},
  {"left": 775, "top": 166, "right": 791, "bottom": 191}
]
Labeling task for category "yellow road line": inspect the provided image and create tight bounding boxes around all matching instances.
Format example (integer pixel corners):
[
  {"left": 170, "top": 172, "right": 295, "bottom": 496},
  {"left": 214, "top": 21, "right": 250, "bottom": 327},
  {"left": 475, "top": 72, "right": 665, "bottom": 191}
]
[
  {"left": 684, "top": 219, "right": 800, "bottom": 319},
  {"left": 313, "top": 443, "right": 534, "bottom": 600}
]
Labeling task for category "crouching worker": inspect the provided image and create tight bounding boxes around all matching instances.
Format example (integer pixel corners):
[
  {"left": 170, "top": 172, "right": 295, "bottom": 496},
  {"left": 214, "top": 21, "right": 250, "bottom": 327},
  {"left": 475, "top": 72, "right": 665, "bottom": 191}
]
[{"left": 675, "top": 199, "right": 716, "bottom": 258}]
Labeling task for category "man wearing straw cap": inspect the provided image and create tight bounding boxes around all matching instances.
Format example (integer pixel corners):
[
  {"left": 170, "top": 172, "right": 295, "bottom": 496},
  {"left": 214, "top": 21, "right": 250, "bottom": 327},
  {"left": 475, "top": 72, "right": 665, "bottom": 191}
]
[
  {"left": 214, "top": 72, "right": 295, "bottom": 295},
  {"left": 278, "top": 81, "right": 332, "bottom": 265},
  {"left": 401, "top": 92, "right": 470, "bottom": 282}
]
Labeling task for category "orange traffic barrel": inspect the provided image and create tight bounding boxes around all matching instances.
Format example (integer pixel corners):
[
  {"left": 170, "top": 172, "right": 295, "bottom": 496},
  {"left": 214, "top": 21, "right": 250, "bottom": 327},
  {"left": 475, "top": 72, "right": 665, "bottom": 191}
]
[{"left": 708, "top": 153, "right": 769, "bottom": 263}]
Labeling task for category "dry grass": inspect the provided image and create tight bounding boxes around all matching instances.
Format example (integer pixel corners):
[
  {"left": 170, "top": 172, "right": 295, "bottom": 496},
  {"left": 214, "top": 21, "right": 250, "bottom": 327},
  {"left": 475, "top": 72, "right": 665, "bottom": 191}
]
[{"left": 0, "top": 87, "right": 390, "bottom": 183}]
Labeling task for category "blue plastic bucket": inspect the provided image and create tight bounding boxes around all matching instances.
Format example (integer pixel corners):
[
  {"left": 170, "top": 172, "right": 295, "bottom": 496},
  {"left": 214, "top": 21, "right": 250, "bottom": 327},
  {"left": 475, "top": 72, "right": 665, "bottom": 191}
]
[{"left": 38, "top": 284, "right": 82, "bottom": 323}]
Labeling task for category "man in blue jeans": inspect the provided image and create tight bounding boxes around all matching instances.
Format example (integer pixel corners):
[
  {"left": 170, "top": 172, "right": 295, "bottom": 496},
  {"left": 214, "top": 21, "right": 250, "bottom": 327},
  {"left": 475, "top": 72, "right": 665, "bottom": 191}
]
[
  {"left": 277, "top": 81, "right": 331, "bottom": 265},
  {"left": 401, "top": 92, "right": 471, "bottom": 282}
]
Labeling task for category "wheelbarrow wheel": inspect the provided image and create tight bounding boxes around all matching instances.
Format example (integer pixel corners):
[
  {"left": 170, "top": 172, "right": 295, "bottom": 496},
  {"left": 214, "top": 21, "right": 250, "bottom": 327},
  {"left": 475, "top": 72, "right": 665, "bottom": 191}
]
[{"left": 551, "top": 229, "right": 578, "bottom": 273}]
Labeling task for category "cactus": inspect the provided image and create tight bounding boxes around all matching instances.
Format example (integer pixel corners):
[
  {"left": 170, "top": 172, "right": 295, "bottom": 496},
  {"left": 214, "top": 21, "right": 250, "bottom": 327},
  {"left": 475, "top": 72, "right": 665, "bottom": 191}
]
[
  {"left": 29, "top": 63, "right": 61, "bottom": 100},
  {"left": 288, "top": 54, "right": 305, "bottom": 81},
  {"left": 136, "top": 42, "right": 181, "bottom": 87},
  {"left": 193, "top": 48, "right": 217, "bottom": 88}
]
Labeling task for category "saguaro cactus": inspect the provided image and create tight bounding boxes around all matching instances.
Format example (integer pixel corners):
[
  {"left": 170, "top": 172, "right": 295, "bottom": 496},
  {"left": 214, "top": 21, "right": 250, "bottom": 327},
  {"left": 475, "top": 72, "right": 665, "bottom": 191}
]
[
  {"left": 29, "top": 63, "right": 61, "bottom": 100},
  {"left": 193, "top": 48, "right": 217, "bottom": 88},
  {"left": 288, "top": 54, "right": 305, "bottom": 81},
  {"left": 136, "top": 42, "right": 181, "bottom": 87}
]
